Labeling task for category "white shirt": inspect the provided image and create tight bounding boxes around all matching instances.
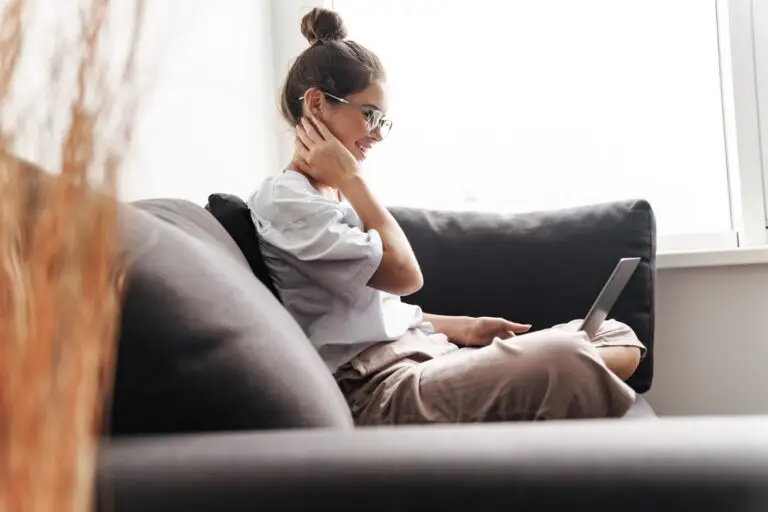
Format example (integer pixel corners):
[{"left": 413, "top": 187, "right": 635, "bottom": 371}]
[{"left": 248, "top": 170, "right": 431, "bottom": 372}]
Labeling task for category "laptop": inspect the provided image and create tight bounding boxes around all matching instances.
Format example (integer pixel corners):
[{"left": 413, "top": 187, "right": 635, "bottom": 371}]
[{"left": 578, "top": 257, "right": 641, "bottom": 339}]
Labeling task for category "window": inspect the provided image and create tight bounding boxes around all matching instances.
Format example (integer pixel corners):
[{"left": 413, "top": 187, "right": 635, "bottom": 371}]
[
  {"left": 332, "top": 0, "right": 766, "bottom": 252},
  {"left": 755, "top": 0, "right": 768, "bottom": 227}
]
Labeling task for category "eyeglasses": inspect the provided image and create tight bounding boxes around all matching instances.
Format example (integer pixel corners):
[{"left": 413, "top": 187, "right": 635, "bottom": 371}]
[{"left": 299, "top": 91, "right": 393, "bottom": 139}]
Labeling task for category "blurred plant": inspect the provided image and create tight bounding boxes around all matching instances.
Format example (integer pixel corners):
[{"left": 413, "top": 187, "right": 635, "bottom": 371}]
[{"left": 0, "top": 0, "right": 144, "bottom": 510}]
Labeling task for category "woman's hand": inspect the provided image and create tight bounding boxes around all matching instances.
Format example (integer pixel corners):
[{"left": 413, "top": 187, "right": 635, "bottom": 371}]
[
  {"left": 459, "top": 317, "right": 532, "bottom": 347},
  {"left": 295, "top": 115, "right": 359, "bottom": 189},
  {"left": 424, "top": 314, "right": 532, "bottom": 347}
]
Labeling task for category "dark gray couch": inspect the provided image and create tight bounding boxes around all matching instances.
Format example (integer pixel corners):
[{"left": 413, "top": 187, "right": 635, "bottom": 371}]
[{"left": 98, "top": 197, "right": 768, "bottom": 511}]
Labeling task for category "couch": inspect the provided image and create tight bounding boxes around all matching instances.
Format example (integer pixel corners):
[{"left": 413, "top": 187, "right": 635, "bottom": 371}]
[{"left": 97, "top": 196, "right": 768, "bottom": 510}]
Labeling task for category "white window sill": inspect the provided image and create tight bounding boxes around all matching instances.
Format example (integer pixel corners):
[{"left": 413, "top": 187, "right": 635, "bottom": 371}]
[{"left": 657, "top": 247, "right": 768, "bottom": 269}]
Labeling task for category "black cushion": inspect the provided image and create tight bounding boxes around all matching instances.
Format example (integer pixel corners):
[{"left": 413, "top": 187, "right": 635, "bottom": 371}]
[
  {"left": 205, "top": 193, "right": 280, "bottom": 301},
  {"left": 110, "top": 199, "right": 353, "bottom": 435},
  {"left": 392, "top": 200, "right": 656, "bottom": 393}
]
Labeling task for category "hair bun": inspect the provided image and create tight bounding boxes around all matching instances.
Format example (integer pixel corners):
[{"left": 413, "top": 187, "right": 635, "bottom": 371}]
[{"left": 301, "top": 7, "right": 348, "bottom": 45}]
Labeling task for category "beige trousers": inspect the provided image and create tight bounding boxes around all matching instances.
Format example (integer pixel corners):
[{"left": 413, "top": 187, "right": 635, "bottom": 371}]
[{"left": 335, "top": 320, "right": 646, "bottom": 425}]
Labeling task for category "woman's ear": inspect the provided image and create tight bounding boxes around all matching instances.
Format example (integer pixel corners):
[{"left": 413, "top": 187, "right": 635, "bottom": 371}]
[{"left": 303, "top": 87, "right": 325, "bottom": 118}]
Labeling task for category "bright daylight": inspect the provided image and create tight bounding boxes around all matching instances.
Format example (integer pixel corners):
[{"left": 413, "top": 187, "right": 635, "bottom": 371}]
[{"left": 3, "top": 1, "right": 768, "bottom": 511}]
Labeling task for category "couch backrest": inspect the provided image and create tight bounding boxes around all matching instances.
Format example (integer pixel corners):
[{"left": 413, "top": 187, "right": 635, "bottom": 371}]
[
  {"left": 392, "top": 199, "right": 656, "bottom": 393},
  {"left": 110, "top": 199, "right": 353, "bottom": 435}
]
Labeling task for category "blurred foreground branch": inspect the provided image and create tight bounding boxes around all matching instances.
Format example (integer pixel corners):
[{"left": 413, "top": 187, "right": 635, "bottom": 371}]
[{"left": 0, "top": 0, "right": 145, "bottom": 510}]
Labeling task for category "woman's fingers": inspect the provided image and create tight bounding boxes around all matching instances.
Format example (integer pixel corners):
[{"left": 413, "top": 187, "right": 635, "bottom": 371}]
[
  {"left": 503, "top": 319, "right": 532, "bottom": 333},
  {"left": 294, "top": 137, "right": 309, "bottom": 159},
  {"left": 301, "top": 117, "right": 321, "bottom": 142},
  {"left": 296, "top": 123, "right": 314, "bottom": 150},
  {"left": 309, "top": 112, "right": 332, "bottom": 139}
]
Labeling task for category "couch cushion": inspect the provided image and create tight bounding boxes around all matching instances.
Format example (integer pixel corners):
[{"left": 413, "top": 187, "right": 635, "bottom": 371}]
[
  {"left": 205, "top": 193, "right": 280, "bottom": 301},
  {"left": 110, "top": 199, "right": 353, "bottom": 434}
]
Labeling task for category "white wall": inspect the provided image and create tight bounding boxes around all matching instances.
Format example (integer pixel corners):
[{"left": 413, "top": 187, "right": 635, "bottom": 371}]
[
  {"left": 8, "top": 0, "right": 323, "bottom": 202},
  {"left": 120, "top": 0, "right": 282, "bottom": 204},
  {"left": 118, "top": 0, "right": 328, "bottom": 202},
  {"left": 644, "top": 264, "right": 768, "bottom": 415}
]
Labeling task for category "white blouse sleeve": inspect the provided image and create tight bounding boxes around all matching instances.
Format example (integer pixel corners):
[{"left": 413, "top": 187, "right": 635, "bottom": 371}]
[{"left": 255, "top": 186, "right": 383, "bottom": 303}]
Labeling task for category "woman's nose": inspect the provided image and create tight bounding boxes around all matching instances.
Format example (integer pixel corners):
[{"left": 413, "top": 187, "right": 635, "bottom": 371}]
[{"left": 370, "top": 125, "right": 383, "bottom": 141}]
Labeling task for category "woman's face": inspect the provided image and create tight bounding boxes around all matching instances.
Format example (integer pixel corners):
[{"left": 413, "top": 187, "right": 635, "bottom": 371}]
[{"left": 307, "top": 81, "right": 388, "bottom": 162}]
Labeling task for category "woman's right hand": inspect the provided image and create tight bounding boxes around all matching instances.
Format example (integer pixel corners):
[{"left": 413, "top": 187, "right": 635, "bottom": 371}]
[{"left": 295, "top": 115, "right": 359, "bottom": 190}]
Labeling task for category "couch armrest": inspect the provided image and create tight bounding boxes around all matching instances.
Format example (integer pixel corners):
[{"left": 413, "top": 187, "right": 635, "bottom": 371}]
[
  {"left": 98, "top": 417, "right": 768, "bottom": 512},
  {"left": 390, "top": 200, "right": 656, "bottom": 392}
]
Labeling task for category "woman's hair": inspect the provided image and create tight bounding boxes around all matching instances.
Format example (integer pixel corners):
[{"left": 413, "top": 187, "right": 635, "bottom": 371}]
[{"left": 280, "top": 7, "right": 385, "bottom": 126}]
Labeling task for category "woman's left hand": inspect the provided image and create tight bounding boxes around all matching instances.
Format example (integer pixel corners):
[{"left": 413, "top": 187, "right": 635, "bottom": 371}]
[{"left": 459, "top": 317, "right": 532, "bottom": 347}]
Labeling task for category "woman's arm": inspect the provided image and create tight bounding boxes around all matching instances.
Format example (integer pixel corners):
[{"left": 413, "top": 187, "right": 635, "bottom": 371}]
[
  {"left": 339, "top": 174, "right": 423, "bottom": 296},
  {"left": 422, "top": 314, "right": 473, "bottom": 343}
]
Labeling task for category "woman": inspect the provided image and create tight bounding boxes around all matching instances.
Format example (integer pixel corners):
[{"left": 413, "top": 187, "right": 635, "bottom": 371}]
[{"left": 249, "top": 7, "right": 645, "bottom": 424}]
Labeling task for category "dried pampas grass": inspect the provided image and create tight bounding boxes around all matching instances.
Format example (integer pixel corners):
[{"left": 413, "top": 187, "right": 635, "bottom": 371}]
[{"left": 0, "top": 0, "right": 145, "bottom": 511}]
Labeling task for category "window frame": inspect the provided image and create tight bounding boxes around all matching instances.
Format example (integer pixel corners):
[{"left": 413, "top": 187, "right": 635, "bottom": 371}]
[
  {"left": 662, "top": 0, "right": 767, "bottom": 253},
  {"left": 754, "top": 0, "right": 768, "bottom": 231},
  {"left": 718, "top": 0, "right": 767, "bottom": 249}
]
